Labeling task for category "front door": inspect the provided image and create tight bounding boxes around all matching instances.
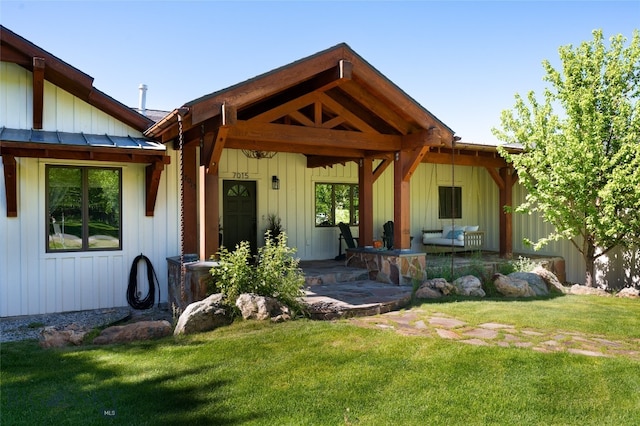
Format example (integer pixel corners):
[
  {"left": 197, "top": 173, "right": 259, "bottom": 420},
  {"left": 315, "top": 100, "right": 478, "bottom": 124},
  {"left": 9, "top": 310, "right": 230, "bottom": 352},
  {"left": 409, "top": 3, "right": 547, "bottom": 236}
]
[{"left": 223, "top": 180, "right": 257, "bottom": 254}]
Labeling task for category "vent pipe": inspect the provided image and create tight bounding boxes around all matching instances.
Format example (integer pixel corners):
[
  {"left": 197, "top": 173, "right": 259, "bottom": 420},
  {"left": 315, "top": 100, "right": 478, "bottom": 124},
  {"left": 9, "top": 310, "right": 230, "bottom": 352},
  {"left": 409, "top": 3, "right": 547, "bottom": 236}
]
[{"left": 138, "top": 83, "right": 147, "bottom": 116}]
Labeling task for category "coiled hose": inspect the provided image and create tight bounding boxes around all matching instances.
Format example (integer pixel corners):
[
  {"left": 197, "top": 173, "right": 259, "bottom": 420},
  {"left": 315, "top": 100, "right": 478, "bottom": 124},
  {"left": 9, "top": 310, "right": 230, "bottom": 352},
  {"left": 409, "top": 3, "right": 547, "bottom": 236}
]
[{"left": 127, "top": 254, "right": 161, "bottom": 310}]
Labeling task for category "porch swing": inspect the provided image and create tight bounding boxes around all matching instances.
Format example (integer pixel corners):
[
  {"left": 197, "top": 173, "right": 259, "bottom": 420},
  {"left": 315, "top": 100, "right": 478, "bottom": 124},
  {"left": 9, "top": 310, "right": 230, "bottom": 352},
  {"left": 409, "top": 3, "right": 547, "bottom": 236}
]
[{"left": 420, "top": 146, "right": 485, "bottom": 254}]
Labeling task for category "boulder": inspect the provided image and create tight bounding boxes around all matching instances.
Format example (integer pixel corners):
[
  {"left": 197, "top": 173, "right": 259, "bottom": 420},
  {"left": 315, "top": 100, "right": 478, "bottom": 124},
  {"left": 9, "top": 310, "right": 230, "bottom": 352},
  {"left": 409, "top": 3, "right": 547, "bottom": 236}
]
[
  {"left": 174, "top": 293, "right": 233, "bottom": 335},
  {"left": 40, "top": 326, "right": 87, "bottom": 348},
  {"left": 93, "top": 320, "right": 172, "bottom": 345},
  {"left": 532, "top": 266, "right": 566, "bottom": 294},
  {"left": 617, "top": 287, "right": 640, "bottom": 299},
  {"left": 415, "top": 286, "right": 443, "bottom": 299},
  {"left": 568, "top": 284, "right": 610, "bottom": 297},
  {"left": 236, "top": 293, "right": 291, "bottom": 321},
  {"left": 508, "top": 272, "right": 549, "bottom": 296},
  {"left": 452, "top": 275, "right": 486, "bottom": 297},
  {"left": 493, "top": 273, "right": 536, "bottom": 297}
]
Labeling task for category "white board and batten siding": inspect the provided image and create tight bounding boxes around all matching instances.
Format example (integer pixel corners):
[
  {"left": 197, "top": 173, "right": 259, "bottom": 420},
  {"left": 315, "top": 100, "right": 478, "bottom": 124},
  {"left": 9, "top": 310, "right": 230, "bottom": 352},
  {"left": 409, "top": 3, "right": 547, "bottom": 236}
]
[{"left": 0, "top": 62, "right": 180, "bottom": 316}]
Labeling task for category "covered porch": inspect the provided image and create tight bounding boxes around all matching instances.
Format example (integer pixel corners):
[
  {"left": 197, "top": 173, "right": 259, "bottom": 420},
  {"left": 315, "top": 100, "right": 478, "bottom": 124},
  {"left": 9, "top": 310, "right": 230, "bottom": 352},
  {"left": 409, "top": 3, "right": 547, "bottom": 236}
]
[{"left": 144, "top": 43, "right": 518, "bottom": 264}]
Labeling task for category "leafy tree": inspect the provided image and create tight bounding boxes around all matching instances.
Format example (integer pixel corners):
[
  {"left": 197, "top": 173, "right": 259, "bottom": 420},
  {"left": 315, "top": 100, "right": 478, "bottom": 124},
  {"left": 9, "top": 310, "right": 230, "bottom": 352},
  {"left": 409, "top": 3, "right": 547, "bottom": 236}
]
[{"left": 494, "top": 30, "right": 640, "bottom": 287}]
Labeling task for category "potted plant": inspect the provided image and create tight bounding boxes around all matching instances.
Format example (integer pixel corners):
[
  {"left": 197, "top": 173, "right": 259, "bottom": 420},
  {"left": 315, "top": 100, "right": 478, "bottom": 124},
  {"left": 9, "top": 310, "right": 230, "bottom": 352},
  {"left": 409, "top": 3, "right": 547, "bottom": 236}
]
[{"left": 265, "top": 213, "right": 283, "bottom": 243}]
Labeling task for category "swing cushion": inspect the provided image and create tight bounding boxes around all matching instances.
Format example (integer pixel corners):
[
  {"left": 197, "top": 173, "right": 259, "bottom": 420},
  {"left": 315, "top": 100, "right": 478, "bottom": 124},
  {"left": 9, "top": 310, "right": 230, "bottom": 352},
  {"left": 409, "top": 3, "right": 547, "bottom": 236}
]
[
  {"left": 441, "top": 225, "right": 465, "bottom": 239},
  {"left": 446, "top": 229, "right": 465, "bottom": 241}
]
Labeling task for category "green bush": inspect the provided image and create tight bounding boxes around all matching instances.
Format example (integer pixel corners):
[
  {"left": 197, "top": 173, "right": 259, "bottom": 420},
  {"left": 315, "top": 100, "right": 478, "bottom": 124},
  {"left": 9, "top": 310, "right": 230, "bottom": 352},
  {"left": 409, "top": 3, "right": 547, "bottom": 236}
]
[{"left": 209, "top": 231, "right": 306, "bottom": 315}]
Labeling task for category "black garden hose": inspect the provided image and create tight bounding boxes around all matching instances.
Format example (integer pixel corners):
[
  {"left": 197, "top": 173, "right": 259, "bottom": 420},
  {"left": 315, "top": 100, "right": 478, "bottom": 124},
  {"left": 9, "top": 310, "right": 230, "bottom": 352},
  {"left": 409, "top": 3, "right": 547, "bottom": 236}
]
[{"left": 127, "top": 254, "right": 161, "bottom": 310}]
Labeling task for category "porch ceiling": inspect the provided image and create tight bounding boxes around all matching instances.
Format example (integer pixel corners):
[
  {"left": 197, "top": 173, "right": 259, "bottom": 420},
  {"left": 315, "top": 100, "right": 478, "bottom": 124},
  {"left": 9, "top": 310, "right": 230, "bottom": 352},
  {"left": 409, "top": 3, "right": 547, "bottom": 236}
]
[{"left": 145, "top": 43, "right": 464, "bottom": 170}]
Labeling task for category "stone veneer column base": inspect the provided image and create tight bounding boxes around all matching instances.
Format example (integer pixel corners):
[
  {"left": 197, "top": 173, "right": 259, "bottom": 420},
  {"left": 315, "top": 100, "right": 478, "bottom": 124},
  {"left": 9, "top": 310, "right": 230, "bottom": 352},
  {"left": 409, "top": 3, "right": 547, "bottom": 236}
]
[{"left": 346, "top": 248, "right": 426, "bottom": 286}]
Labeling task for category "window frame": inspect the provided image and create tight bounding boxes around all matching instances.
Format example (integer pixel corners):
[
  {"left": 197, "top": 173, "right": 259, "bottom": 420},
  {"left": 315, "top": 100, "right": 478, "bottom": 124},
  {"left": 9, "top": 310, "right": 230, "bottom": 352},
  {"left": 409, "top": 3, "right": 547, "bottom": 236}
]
[
  {"left": 438, "top": 186, "right": 462, "bottom": 219},
  {"left": 46, "top": 165, "right": 123, "bottom": 253},
  {"left": 314, "top": 182, "right": 359, "bottom": 227}
]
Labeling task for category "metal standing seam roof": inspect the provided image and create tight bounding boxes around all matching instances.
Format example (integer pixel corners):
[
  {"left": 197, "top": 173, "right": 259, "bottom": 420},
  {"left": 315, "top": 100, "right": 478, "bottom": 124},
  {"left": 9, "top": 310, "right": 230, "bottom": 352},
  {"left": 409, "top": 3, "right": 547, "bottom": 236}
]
[{"left": 0, "top": 127, "right": 166, "bottom": 151}]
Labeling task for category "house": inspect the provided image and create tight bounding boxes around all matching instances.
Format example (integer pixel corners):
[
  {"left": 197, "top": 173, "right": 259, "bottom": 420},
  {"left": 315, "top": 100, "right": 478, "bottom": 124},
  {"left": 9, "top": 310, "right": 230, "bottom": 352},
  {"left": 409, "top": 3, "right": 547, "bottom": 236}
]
[
  {"left": 1, "top": 27, "right": 636, "bottom": 317},
  {"left": 0, "top": 26, "right": 178, "bottom": 317}
]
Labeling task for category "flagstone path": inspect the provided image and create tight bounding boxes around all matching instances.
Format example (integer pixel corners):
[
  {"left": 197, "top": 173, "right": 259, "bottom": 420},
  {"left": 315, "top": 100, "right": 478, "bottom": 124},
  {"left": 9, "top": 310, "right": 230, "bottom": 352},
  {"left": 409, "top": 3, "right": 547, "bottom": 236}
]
[{"left": 349, "top": 307, "right": 640, "bottom": 360}]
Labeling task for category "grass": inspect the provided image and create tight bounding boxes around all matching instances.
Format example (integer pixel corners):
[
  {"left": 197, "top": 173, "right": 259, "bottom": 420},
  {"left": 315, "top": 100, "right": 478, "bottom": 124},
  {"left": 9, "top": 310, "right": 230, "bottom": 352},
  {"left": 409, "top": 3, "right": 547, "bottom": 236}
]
[{"left": 2, "top": 296, "right": 639, "bottom": 425}]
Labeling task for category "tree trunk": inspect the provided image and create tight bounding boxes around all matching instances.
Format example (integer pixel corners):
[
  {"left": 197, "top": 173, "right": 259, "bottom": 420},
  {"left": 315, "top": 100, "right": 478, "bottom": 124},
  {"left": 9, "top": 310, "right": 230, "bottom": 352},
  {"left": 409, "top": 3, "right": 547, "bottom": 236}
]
[{"left": 584, "top": 242, "right": 597, "bottom": 287}]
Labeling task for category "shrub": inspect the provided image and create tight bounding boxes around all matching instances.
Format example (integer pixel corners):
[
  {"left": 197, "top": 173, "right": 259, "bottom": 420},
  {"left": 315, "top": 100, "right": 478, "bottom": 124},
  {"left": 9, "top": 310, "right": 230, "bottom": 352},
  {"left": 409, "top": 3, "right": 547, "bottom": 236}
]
[
  {"left": 209, "top": 231, "right": 306, "bottom": 315},
  {"left": 209, "top": 240, "right": 254, "bottom": 303}
]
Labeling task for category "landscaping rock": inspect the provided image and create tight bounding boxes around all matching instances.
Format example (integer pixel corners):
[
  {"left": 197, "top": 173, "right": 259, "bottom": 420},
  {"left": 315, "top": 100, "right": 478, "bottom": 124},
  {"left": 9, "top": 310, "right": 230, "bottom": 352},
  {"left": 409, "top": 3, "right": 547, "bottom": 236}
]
[
  {"left": 93, "top": 320, "right": 172, "bottom": 345},
  {"left": 40, "top": 325, "right": 87, "bottom": 348},
  {"left": 452, "top": 275, "right": 485, "bottom": 297},
  {"left": 493, "top": 273, "right": 536, "bottom": 297},
  {"left": 236, "top": 293, "right": 291, "bottom": 321},
  {"left": 415, "top": 286, "right": 443, "bottom": 299},
  {"left": 173, "top": 293, "right": 233, "bottom": 335},
  {"left": 617, "top": 287, "right": 640, "bottom": 299},
  {"left": 568, "top": 284, "right": 610, "bottom": 297},
  {"left": 508, "top": 272, "right": 549, "bottom": 296},
  {"left": 532, "top": 266, "right": 566, "bottom": 294}
]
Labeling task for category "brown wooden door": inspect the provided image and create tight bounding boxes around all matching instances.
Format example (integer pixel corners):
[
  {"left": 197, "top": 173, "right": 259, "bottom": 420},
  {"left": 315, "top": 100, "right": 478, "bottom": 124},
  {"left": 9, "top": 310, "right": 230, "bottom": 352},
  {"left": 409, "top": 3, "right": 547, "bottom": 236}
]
[{"left": 222, "top": 180, "right": 257, "bottom": 254}]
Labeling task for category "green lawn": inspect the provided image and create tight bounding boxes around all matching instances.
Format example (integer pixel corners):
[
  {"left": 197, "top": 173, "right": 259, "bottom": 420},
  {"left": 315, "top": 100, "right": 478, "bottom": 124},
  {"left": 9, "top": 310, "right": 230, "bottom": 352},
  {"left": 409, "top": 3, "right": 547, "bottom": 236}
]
[{"left": 2, "top": 296, "right": 639, "bottom": 425}]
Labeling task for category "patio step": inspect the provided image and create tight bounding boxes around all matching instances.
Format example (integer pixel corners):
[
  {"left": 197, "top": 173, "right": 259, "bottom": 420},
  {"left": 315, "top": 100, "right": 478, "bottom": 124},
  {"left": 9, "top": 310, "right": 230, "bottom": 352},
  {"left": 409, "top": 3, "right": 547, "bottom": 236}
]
[{"left": 299, "top": 260, "right": 370, "bottom": 286}]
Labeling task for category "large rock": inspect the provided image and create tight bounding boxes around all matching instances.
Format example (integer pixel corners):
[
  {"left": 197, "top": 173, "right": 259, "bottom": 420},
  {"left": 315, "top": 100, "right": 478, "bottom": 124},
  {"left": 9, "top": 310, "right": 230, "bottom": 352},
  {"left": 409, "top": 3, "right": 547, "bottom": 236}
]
[
  {"left": 236, "top": 293, "right": 291, "bottom": 321},
  {"left": 452, "top": 275, "right": 485, "bottom": 297},
  {"left": 416, "top": 278, "right": 457, "bottom": 299},
  {"left": 532, "top": 266, "right": 566, "bottom": 294},
  {"left": 174, "top": 293, "right": 233, "bottom": 335},
  {"left": 568, "top": 285, "right": 610, "bottom": 297},
  {"left": 415, "top": 286, "right": 443, "bottom": 299},
  {"left": 508, "top": 272, "right": 549, "bottom": 296},
  {"left": 617, "top": 287, "right": 640, "bottom": 299},
  {"left": 93, "top": 320, "right": 172, "bottom": 345},
  {"left": 40, "top": 326, "right": 87, "bottom": 348},
  {"left": 493, "top": 273, "right": 536, "bottom": 297}
]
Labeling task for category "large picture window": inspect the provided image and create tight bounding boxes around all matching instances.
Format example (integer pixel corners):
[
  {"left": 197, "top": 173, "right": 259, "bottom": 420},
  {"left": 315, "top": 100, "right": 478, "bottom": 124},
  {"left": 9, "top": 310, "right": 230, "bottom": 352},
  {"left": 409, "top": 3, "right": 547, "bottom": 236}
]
[
  {"left": 47, "top": 166, "right": 122, "bottom": 252},
  {"left": 315, "top": 183, "right": 359, "bottom": 226},
  {"left": 438, "top": 186, "right": 462, "bottom": 219}
]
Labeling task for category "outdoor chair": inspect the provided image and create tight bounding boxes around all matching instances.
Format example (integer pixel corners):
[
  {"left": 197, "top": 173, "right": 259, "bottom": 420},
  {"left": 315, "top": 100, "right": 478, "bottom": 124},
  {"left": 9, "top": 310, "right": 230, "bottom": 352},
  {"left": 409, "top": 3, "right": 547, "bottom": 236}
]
[
  {"left": 336, "top": 222, "right": 359, "bottom": 260},
  {"left": 382, "top": 221, "right": 394, "bottom": 249}
]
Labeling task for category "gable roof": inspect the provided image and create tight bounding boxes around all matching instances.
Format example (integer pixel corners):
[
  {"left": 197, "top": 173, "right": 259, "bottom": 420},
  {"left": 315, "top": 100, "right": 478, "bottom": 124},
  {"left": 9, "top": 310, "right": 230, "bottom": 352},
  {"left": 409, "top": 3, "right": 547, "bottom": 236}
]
[
  {"left": 145, "top": 43, "right": 458, "bottom": 167},
  {"left": 0, "top": 25, "right": 153, "bottom": 132}
]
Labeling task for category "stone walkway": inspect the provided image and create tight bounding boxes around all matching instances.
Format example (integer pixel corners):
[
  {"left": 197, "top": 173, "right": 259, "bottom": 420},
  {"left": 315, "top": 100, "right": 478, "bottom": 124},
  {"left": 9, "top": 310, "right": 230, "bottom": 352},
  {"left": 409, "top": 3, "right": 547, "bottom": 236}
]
[{"left": 349, "top": 307, "right": 640, "bottom": 360}]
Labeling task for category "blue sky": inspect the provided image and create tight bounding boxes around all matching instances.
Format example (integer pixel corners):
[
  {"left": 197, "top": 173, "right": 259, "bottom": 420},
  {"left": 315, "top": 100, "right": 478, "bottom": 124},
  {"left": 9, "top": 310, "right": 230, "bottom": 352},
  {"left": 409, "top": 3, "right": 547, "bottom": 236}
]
[{"left": 1, "top": 1, "right": 638, "bottom": 145}]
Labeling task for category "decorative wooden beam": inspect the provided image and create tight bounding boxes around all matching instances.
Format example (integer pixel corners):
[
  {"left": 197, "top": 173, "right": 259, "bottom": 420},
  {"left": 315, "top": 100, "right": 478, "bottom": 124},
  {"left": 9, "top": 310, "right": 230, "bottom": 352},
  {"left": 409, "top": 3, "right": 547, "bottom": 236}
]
[
  {"left": 316, "top": 92, "right": 378, "bottom": 133},
  {"left": 2, "top": 155, "right": 17, "bottom": 217},
  {"left": 145, "top": 161, "right": 164, "bottom": 216},
  {"left": 338, "top": 80, "right": 415, "bottom": 135},
  {"left": 251, "top": 92, "right": 318, "bottom": 123},
  {"left": 401, "top": 127, "right": 442, "bottom": 150},
  {"left": 425, "top": 151, "right": 508, "bottom": 168},
  {"left": 393, "top": 150, "right": 411, "bottom": 249},
  {"left": 373, "top": 157, "right": 392, "bottom": 182},
  {"left": 203, "top": 172, "right": 220, "bottom": 259},
  {"left": 205, "top": 126, "right": 228, "bottom": 175},
  {"left": 182, "top": 145, "right": 199, "bottom": 254},
  {"left": 226, "top": 120, "right": 400, "bottom": 151},
  {"left": 485, "top": 167, "right": 505, "bottom": 190},
  {"left": 32, "top": 57, "right": 45, "bottom": 130},
  {"left": 226, "top": 138, "right": 365, "bottom": 158},
  {"left": 191, "top": 53, "right": 351, "bottom": 124},
  {"left": 358, "top": 158, "right": 374, "bottom": 247},
  {"left": 306, "top": 155, "right": 352, "bottom": 168},
  {"left": 404, "top": 146, "right": 430, "bottom": 181}
]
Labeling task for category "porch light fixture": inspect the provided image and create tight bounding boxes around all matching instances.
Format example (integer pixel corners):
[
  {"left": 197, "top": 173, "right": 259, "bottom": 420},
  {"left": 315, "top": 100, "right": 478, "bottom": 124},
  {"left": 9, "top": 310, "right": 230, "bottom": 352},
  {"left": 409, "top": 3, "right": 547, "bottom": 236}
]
[
  {"left": 242, "top": 149, "right": 277, "bottom": 160},
  {"left": 271, "top": 175, "right": 280, "bottom": 190}
]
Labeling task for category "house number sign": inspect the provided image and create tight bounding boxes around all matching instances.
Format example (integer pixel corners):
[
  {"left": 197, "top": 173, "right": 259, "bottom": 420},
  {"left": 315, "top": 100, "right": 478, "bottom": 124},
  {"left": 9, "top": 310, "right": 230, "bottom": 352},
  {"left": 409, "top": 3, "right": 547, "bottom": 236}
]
[{"left": 232, "top": 172, "right": 250, "bottom": 179}]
